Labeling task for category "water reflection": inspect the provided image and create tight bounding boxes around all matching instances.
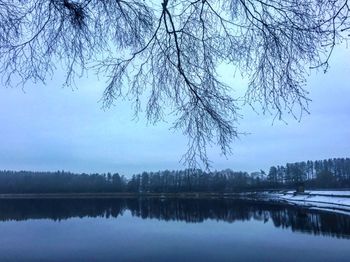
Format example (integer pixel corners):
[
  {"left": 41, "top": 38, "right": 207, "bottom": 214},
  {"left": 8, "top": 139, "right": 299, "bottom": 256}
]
[{"left": 0, "top": 198, "right": 349, "bottom": 239}]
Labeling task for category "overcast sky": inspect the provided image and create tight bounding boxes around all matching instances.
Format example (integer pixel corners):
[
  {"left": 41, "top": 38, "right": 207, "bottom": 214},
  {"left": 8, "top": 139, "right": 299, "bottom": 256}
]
[{"left": 0, "top": 47, "right": 349, "bottom": 176}]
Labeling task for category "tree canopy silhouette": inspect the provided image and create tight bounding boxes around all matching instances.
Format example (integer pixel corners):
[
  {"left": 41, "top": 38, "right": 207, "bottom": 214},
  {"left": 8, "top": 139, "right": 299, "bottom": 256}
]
[{"left": 0, "top": 0, "right": 349, "bottom": 168}]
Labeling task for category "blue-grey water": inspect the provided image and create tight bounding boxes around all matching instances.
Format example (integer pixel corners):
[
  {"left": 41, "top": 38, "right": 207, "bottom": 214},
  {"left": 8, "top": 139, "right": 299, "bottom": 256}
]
[{"left": 0, "top": 198, "right": 349, "bottom": 262}]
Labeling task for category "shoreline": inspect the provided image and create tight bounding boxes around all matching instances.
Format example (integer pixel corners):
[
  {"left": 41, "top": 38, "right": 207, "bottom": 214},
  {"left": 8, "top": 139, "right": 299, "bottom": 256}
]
[
  {"left": 258, "top": 191, "right": 350, "bottom": 215},
  {"left": 1, "top": 191, "right": 350, "bottom": 216},
  {"left": 0, "top": 192, "right": 248, "bottom": 199}
]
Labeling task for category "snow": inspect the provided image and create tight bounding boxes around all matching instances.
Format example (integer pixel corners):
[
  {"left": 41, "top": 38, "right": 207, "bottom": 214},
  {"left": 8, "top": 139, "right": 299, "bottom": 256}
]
[
  {"left": 280, "top": 190, "right": 350, "bottom": 196},
  {"left": 306, "top": 191, "right": 350, "bottom": 196},
  {"left": 268, "top": 191, "right": 350, "bottom": 214}
]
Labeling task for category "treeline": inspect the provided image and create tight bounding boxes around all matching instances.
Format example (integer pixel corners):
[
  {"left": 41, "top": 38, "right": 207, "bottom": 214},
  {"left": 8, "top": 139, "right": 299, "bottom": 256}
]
[
  {"left": 0, "top": 171, "right": 126, "bottom": 193},
  {"left": 127, "top": 170, "right": 256, "bottom": 193},
  {"left": 127, "top": 158, "right": 350, "bottom": 192},
  {"left": 267, "top": 158, "right": 350, "bottom": 188},
  {"left": 0, "top": 157, "right": 349, "bottom": 193}
]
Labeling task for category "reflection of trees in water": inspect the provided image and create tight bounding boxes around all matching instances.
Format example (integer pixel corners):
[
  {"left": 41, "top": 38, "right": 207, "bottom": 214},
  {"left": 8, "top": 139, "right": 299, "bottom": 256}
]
[
  {"left": 0, "top": 198, "right": 349, "bottom": 238},
  {"left": 270, "top": 208, "right": 350, "bottom": 239},
  {"left": 0, "top": 199, "right": 126, "bottom": 221}
]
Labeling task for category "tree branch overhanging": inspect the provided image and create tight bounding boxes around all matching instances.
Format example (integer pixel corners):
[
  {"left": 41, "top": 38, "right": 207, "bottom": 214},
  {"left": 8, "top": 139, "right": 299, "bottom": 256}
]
[{"left": 0, "top": 0, "right": 349, "bottom": 169}]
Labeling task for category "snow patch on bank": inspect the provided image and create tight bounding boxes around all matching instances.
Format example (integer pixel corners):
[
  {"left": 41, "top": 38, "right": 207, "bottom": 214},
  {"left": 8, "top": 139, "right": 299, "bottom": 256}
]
[
  {"left": 305, "top": 191, "right": 350, "bottom": 196},
  {"left": 266, "top": 190, "right": 350, "bottom": 214}
]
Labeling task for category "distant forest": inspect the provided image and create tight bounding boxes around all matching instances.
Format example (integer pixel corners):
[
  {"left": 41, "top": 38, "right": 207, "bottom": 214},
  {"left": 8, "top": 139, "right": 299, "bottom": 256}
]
[{"left": 0, "top": 158, "right": 349, "bottom": 194}]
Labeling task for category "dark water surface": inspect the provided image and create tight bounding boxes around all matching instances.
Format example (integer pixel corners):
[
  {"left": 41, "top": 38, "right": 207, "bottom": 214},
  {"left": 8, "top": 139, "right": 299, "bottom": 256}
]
[{"left": 0, "top": 198, "right": 349, "bottom": 262}]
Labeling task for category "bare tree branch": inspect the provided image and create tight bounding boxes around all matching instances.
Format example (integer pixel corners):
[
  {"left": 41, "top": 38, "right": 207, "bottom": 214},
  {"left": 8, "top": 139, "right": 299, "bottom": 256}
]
[{"left": 0, "top": 0, "right": 349, "bottom": 169}]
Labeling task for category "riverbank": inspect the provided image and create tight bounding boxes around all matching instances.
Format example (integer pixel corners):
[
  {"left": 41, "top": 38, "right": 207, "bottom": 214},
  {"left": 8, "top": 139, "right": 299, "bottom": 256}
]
[
  {"left": 258, "top": 190, "right": 350, "bottom": 215},
  {"left": 0, "top": 192, "right": 246, "bottom": 199},
  {"left": 1, "top": 191, "right": 350, "bottom": 215}
]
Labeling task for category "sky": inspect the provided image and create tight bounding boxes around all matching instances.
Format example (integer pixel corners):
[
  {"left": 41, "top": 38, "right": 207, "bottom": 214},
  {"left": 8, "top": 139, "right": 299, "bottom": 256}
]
[{"left": 0, "top": 47, "right": 349, "bottom": 176}]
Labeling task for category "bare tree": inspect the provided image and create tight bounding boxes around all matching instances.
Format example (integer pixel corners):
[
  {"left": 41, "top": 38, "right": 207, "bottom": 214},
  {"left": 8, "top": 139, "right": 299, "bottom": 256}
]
[{"left": 0, "top": 0, "right": 349, "bottom": 168}]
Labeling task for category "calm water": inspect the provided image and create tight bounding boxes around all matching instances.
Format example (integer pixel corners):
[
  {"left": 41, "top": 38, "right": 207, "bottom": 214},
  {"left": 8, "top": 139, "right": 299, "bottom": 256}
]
[{"left": 0, "top": 198, "right": 349, "bottom": 262}]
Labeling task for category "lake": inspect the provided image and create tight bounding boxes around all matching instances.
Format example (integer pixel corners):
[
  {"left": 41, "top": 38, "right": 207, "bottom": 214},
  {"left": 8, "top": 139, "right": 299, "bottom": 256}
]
[{"left": 0, "top": 198, "right": 349, "bottom": 262}]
